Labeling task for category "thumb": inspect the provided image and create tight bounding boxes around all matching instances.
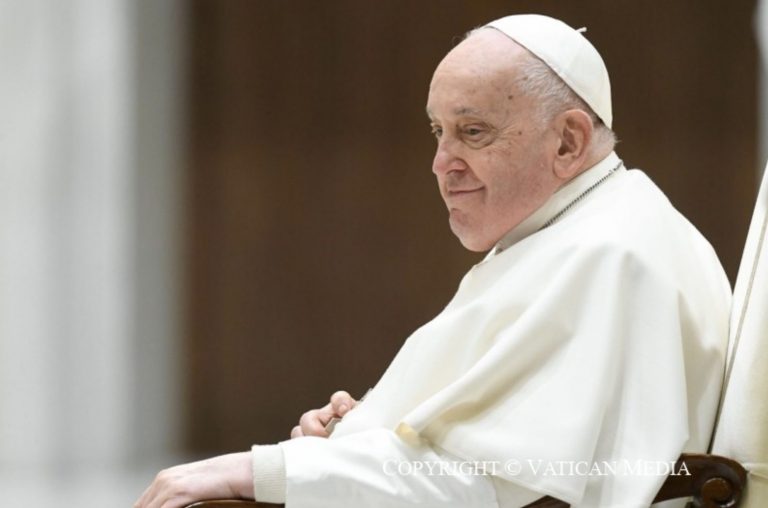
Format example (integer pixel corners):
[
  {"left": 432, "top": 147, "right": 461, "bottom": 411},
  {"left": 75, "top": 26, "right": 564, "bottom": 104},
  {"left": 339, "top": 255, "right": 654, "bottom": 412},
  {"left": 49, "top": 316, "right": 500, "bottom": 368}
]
[{"left": 330, "top": 390, "right": 358, "bottom": 416}]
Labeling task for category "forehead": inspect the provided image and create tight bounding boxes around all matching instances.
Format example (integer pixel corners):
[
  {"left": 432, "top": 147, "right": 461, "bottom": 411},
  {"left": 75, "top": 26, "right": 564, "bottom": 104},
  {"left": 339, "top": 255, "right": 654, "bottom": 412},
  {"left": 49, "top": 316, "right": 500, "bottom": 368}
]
[
  {"left": 426, "top": 70, "right": 508, "bottom": 119},
  {"left": 426, "top": 30, "right": 527, "bottom": 121}
]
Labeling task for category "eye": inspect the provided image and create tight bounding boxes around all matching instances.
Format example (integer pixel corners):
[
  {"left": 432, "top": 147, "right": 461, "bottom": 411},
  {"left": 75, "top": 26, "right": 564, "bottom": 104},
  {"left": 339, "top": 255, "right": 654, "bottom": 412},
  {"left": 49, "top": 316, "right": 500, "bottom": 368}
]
[
  {"left": 430, "top": 125, "right": 443, "bottom": 139},
  {"left": 463, "top": 126, "right": 485, "bottom": 138}
]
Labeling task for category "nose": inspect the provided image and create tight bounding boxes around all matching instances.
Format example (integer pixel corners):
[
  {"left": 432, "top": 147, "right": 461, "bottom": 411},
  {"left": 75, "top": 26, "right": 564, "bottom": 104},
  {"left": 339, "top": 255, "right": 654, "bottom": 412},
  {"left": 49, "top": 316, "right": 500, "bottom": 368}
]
[{"left": 432, "top": 140, "right": 467, "bottom": 176}]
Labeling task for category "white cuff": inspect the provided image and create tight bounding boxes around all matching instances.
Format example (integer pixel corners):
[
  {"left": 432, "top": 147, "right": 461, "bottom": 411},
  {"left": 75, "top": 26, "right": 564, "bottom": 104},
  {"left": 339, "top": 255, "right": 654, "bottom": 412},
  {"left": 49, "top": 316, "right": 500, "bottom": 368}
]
[{"left": 251, "top": 444, "right": 287, "bottom": 503}]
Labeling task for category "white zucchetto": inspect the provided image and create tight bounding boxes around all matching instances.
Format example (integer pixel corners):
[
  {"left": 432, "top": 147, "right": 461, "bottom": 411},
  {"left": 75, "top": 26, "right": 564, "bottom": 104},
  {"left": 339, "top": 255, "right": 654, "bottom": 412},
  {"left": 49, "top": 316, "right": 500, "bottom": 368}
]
[{"left": 485, "top": 14, "right": 613, "bottom": 128}]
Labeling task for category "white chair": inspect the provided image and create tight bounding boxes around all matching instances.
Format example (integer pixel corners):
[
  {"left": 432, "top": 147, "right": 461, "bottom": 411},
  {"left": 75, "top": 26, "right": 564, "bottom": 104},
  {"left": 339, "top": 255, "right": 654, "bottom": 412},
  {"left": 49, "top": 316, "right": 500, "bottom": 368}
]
[{"left": 710, "top": 160, "right": 768, "bottom": 506}]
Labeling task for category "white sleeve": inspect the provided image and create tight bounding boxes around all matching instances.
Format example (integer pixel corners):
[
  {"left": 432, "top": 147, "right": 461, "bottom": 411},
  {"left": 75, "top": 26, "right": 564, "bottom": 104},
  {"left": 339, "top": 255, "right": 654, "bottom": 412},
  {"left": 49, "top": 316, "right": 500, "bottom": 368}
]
[{"left": 253, "top": 427, "right": 544, "bottom": 508}]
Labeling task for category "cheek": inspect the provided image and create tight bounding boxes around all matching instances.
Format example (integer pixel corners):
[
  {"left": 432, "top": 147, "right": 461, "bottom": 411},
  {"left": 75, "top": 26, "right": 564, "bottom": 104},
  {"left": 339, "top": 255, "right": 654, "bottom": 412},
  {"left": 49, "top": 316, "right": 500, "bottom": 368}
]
[
  {"left": 480, "top": 151, "right": 525, "bottom": 197},
  {"left": 483, "top": 159, "right": 546, "bottom": 217}
]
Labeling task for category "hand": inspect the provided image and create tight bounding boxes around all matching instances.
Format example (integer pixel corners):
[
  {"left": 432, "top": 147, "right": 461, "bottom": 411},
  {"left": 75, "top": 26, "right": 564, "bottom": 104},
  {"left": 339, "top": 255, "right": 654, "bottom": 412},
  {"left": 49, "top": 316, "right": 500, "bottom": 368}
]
[
  {"left": 134, "top": 451, "right": 253, "bottom": 508},
  {"left": 291, "top": 390, "right": 358, "bottom": 438}
]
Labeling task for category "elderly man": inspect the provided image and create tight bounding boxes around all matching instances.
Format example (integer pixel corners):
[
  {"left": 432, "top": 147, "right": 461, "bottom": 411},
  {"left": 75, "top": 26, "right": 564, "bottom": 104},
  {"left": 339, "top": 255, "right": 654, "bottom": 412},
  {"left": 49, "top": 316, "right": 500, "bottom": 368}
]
[{"left": 136, "top": 14, "right": 730, "bottom": 507}]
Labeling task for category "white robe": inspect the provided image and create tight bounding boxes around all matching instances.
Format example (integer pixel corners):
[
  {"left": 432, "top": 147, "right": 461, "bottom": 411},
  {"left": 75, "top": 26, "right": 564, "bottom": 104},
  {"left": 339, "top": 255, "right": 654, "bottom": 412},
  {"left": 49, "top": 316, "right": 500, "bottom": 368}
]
[
  {"left": 264, "top": 152, "right": 731, "bottom": 507},
  {"left": 711, "top": 161, "right": 768, "bottom": 506}
]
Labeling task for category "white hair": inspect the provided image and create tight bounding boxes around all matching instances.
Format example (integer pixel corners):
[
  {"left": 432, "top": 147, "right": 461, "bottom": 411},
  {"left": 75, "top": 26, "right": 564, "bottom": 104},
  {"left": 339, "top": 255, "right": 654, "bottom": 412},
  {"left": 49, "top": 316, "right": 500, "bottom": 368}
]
[
  {"left": 514, "top": 51, "right": 616, "bottom": 150},
  {"left": 464, "top": 27, "right": 617, "bottom": 151}
]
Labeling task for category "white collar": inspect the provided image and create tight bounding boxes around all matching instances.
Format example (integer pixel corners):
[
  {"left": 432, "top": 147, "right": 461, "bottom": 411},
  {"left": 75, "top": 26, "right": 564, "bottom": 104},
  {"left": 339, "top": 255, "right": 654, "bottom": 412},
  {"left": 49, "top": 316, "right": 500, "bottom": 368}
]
[{"left": 492, "top": 151, "right": 623, "bottom": 255}]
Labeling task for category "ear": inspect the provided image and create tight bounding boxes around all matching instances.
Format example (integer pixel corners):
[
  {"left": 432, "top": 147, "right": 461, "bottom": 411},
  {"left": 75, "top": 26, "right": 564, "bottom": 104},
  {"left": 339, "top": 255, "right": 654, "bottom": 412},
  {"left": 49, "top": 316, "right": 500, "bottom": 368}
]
[{"left": 552, "top": 109, "right": 593, "bottom": 181}]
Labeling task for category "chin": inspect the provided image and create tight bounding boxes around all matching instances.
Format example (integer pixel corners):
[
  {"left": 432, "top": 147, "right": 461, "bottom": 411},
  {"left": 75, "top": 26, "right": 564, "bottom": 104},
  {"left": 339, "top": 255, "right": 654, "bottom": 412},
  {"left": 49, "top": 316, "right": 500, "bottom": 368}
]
[
  {"left": 459, "top": 237, "right": 496, "bottom": 252},
  {"left": 451, "top": 223, "right": 496, "bottom": 252}
]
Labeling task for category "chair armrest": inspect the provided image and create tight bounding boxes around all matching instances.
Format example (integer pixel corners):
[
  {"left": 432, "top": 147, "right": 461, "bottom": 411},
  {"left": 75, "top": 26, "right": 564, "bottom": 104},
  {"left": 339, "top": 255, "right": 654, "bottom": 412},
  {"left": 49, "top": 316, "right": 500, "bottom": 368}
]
[{"left": 653, "top": 453, "right": 746, "bottom": 506}]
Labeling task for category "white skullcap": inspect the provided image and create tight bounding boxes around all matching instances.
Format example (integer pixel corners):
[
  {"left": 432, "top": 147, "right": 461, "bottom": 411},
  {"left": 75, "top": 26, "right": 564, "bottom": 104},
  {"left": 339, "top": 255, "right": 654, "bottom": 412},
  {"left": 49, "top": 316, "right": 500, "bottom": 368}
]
[{"left": 485, "top": 14, "right": 613, "bottom": 128}]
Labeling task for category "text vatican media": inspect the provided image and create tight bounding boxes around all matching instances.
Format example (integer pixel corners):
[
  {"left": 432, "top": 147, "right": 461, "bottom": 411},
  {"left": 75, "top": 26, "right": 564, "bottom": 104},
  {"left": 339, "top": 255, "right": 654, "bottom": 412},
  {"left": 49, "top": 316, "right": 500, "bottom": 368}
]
[{"left": 382, "top": 459, "right": 691, "bottom": 478}]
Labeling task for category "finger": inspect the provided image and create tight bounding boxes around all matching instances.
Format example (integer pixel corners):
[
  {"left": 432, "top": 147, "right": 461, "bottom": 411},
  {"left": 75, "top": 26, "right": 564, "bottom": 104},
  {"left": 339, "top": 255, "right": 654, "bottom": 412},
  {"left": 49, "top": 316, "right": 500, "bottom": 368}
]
[
  {"left": 139, "top": 469, "right": 172, "bottom": 508},
  {"left": 133, "top": 485, "right": 151, "bottom": 507},
  {"left": 290, "top": 425, "right": 304, "bottom": 439},
  {"left": 134, "top": 472, "right": 163, "bottom": 508},
  {"left": 299, "top": 408, "right": 331, "bottom": 437},
  {"left": 330, "top": 390, "right": 357, "bottom": 416},
  {"left": 147, "top": 468, "right": 181, "bottom": 508}
]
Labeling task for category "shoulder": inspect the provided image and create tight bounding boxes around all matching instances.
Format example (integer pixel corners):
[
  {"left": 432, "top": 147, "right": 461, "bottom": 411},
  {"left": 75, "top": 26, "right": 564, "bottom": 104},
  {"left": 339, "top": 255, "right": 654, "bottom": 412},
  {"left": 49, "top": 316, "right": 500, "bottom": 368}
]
[{"left": 541, "top": 168, "right": 728, "bottom": 295}]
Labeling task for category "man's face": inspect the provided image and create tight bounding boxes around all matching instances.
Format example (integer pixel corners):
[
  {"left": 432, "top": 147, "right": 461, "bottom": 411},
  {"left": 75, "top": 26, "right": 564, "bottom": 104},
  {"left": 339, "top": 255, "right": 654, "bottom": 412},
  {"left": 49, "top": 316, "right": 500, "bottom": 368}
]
[{"left": 426, "top": 31, "right": 559, "bottom": 251}]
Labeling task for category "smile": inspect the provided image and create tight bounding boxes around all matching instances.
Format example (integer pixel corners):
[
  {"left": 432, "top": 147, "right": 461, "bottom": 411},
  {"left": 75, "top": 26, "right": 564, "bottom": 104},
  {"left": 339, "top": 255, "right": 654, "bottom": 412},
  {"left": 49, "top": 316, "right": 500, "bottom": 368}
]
[{"left": 447, "top": 187, "right": 484, "bottom": 197}]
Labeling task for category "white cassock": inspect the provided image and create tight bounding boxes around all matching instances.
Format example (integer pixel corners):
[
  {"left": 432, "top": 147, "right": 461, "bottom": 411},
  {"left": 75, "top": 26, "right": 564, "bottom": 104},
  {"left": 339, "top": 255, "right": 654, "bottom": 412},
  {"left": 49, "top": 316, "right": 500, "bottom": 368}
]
[{"left": 252, "top": 151, "right": 731, "bottom": 507}]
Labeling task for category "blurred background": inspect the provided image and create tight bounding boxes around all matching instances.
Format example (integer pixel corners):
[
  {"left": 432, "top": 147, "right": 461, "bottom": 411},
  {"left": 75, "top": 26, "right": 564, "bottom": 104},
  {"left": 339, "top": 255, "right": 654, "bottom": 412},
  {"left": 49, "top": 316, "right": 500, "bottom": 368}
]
[{"left": 0, "top": 0, "right": 765, "bottom": 505}]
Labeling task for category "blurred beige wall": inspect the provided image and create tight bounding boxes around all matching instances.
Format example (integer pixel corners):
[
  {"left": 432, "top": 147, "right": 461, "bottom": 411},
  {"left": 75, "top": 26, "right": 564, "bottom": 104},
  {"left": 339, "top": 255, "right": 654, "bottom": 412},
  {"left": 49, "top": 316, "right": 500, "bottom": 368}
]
[{"left": 0, "top": 0, "right": 184, "bottom": 505}]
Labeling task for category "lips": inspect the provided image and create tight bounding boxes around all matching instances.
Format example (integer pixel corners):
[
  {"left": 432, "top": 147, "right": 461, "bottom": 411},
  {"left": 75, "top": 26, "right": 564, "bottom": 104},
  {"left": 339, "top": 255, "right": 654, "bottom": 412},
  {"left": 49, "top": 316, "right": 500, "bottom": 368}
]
[{"left": 447, "top": 187, "right": 484, "bottom": 197}]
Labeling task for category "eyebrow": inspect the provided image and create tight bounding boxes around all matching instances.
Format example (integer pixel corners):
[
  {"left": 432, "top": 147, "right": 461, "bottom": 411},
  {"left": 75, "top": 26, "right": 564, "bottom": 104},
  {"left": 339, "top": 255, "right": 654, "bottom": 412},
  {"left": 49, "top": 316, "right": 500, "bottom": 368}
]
[
  {"left": 454, "top": 107, "right": 484, "bottom": 116},
  {"left": 425, "top": 106, "right": 485, "bottom": 119}
]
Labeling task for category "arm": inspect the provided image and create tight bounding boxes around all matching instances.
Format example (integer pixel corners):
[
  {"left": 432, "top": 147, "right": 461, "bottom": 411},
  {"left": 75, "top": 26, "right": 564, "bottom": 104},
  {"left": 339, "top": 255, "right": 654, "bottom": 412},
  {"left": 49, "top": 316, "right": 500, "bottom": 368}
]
[
  {"left": 133, "top": 391, "right": 357, "bottom": 507},
  {"left": 134, "top": 452, "right": 254, "bottom": 508},
  {"left": 134, "top": 428, "right": 543, "bottom": 507},
  {"left": 265, "top": 427, "right": 542, "bottom": 507}
]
